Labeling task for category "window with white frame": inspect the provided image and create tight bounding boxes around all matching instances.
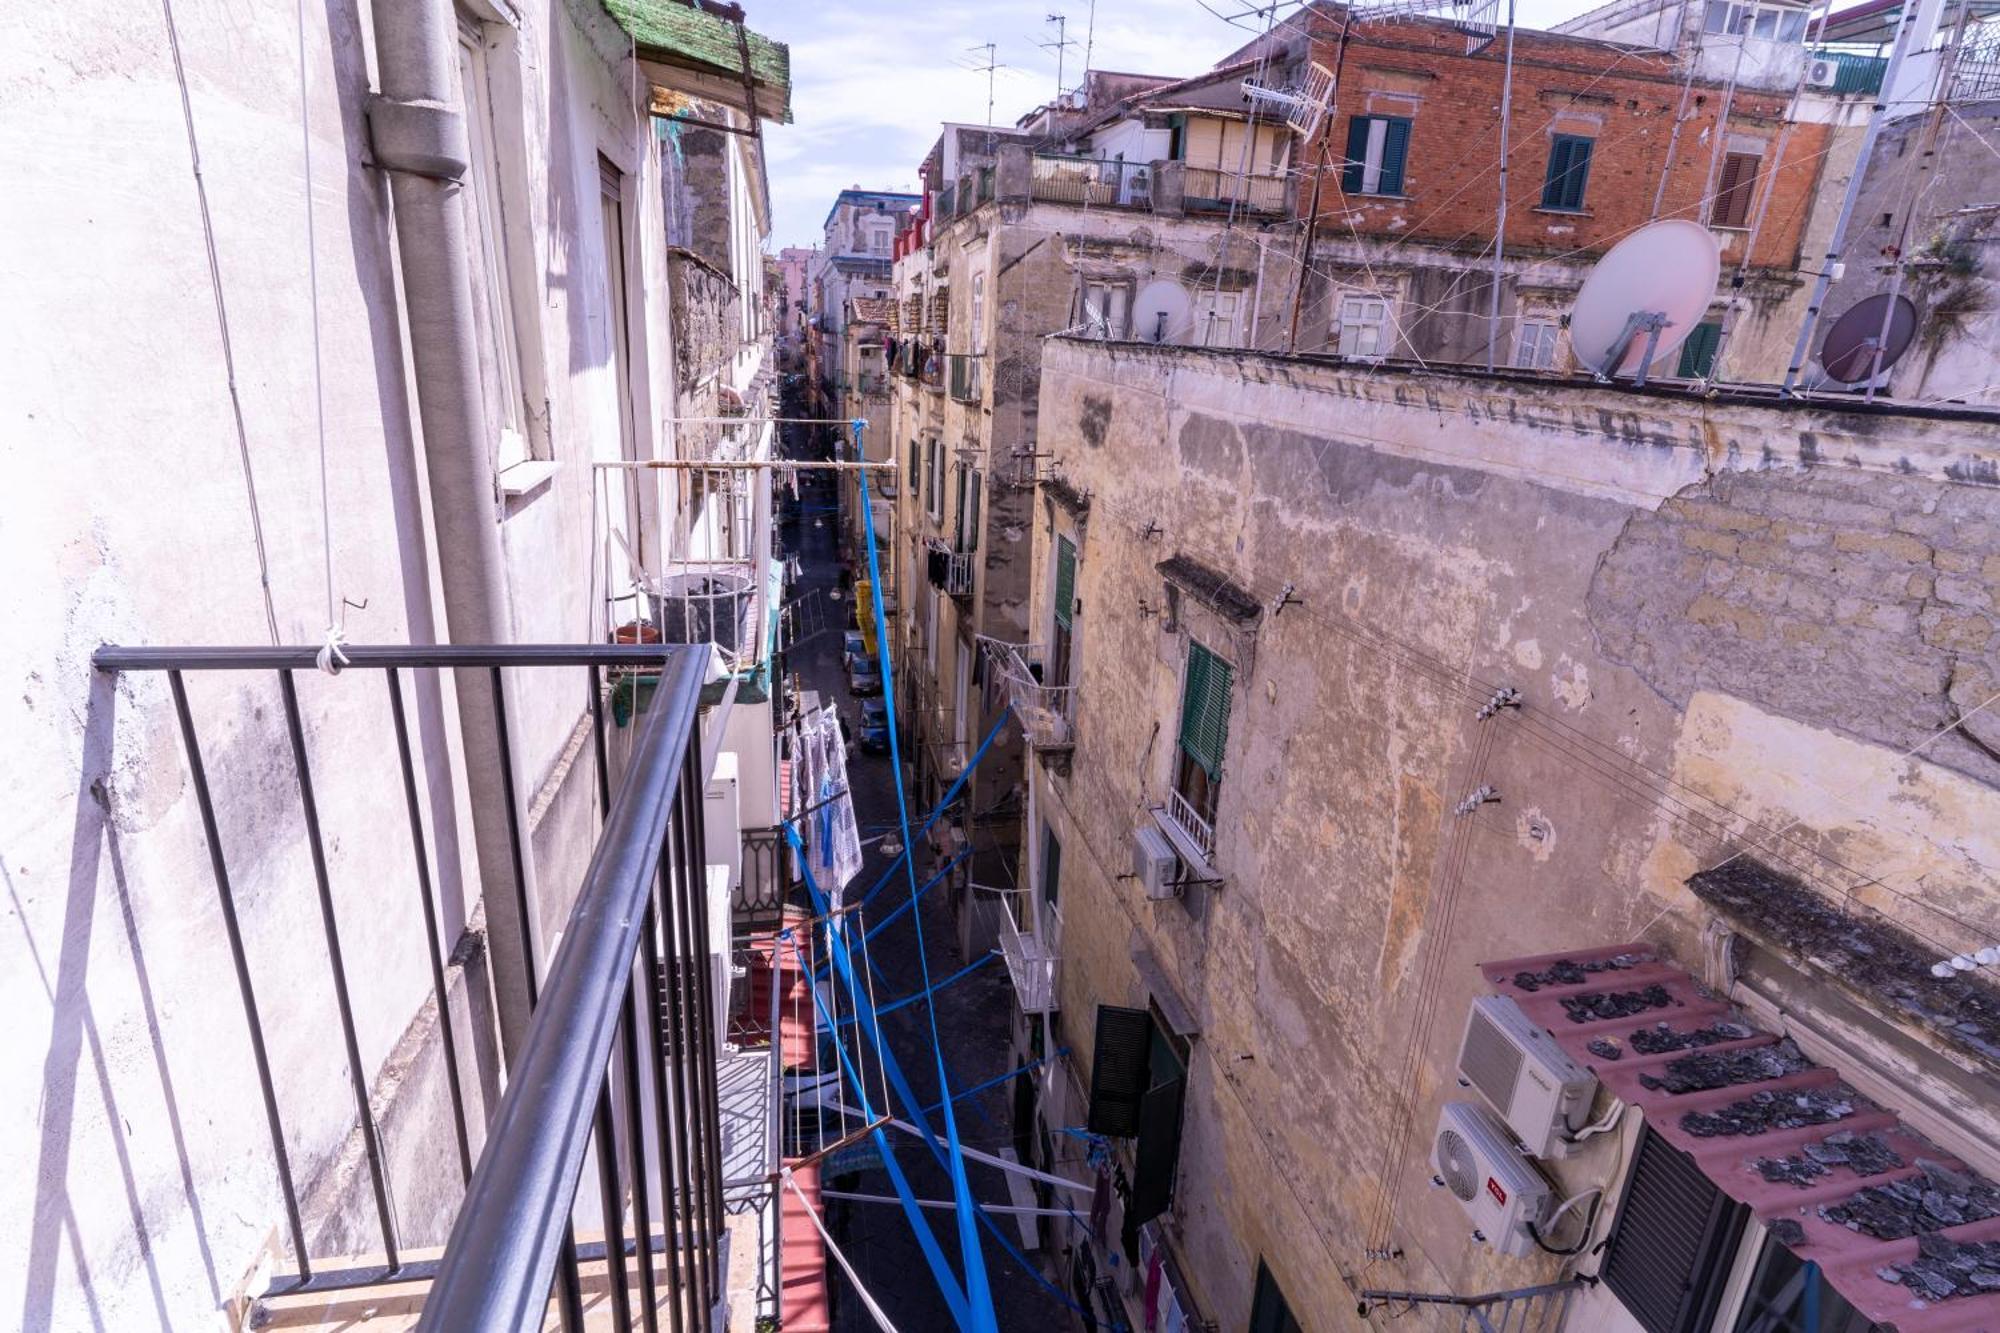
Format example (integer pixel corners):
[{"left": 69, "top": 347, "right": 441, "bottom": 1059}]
[
  {"left": 1702, "top": 0, "right": 1808, "bottom": 40},
  {"left": 1191, "top": 289, "right": 1243, "bottom": 348},
  {"left": 455, "top": 14, "right": 534, "bottom": 473},
  {"left": 1335, "top": 295, "right": 1392, "bottom": 358},
  {"left": 971, "top": 273, "right": 987, "bottom": 353},
  {"left": 1514, "top": 320, "right": 1560, "bottom": 369}
]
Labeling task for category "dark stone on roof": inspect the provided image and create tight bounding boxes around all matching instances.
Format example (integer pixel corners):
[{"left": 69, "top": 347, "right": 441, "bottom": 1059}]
[
  {"left": 1767, "top": 1218, "right": 1808, "bottom": 1248},
  {"left": 1509, "top": 954, "right": 1645, "bottom": 992},
  {"left": 1638, "top": 1039, "right": 1814, "bottom": 1095},
  {"left": 1559, "top": 984, "right": 1678, "bottom": 1024},
  {"left": 1679, "top": 1084, "right": 1857, "bottom": 1138},
  {"left": 1627, "top": 1019, "right": 1757, "bottom": 1055},
  {"left": 1819, "top": 1160, "right": 2000, "bottom": 1240},
  {"left": 1755, "top": 1131, "right": 1905, "bottom": 1187},
  {"left": 1157, "top": 554, "right": 1261, "bottom": 625},
  {"left": 1688, "top": 857, "right": 2000, "bottom": 1073}
]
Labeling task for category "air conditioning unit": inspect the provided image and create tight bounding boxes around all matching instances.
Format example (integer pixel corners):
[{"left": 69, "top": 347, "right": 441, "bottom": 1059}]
[
  {"left": 1455, "top": 995, "right": 1598, "bottom": 1159},
  {"left": 1431, "top": 1101, "right": 1552, "bottom": 1258},
  {"left": 1806, "top": 56, "right": 1839, "bottom": 88},
  {"left": 1133, "top": 825, "right": 1179, "bottom": 900}
]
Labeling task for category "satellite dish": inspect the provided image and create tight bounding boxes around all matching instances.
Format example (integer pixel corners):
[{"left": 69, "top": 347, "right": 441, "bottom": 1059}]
[
  {"left": 1132, "top": 280, "right": 1193, "bottom": 345},
  {"left": 1818, "top": 293, "right": 1917, "bottom": 384},
  {"left": 1568, "top": 220, "right": 1722, "bottom": 384}
]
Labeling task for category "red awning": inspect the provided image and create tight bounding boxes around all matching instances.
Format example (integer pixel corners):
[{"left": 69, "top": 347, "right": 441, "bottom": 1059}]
[{"left": 1479, "top": 944, "right": 2000, "bottom": 1332}]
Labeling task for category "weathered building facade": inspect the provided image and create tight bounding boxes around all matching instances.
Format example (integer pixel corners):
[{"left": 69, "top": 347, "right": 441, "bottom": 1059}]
[
  {"left": 1012, "top": 337, "right": 2000, "bottom": 1331},
  {"left": 2, "top": 0, "right": 794, "bottom": 1325},
  {"left": 881, "top": 99, "right": 1304, "bottom": 960},
  {"left": 805, "top": 187, "right": 918, "bottom": 416}
]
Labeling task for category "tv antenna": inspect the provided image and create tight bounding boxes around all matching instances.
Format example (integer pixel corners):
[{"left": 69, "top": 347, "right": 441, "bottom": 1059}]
[
  {"left": 1567, "top": 220, "right": 1721, "bottom": 386},
  {"left": 1816, "top": 293, "right": 1918, "bottom": 389},
  {"left": 967, "top": 42, "right": 1001, "bottom": 126},
  {"left": 1040, "top": 14, "right": 1078, "bottom": 96}
]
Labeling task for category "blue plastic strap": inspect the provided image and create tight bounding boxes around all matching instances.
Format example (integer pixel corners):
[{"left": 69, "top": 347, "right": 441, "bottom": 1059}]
[
  {"left": 855, "top": 441, "right": 999, "bottom": 1331},
  {"left": 831, "top": 950, "right": 1000, "bottom": 1027}
]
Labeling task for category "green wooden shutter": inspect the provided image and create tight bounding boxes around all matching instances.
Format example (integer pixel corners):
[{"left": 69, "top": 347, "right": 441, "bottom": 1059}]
[
  {"left": 1340, "top": 115, "right": 1370, "bottom": 194},
  {"left": 1128, "top": 1074, "right": 1185, "bottom": 1227},
  {"left": 1054, "top": 537, "right": 1077, "bottom": 629},
  {"left": 1086, "top": 1005, "right": 1153, "bottom": 1137},
  {"left": 1177, "top": 642, "right": 1232, "bottom": 781},
  {"left": 1542, "top": 136, "right": 1593, "bottom": 210},
  {"left": 1377, "top": 117, "right": 1411, "bottom": 196},
  {"left": 1677, "top": 321, "right": 1722, "bottom": 377},
  {"left": 1601, "top": 1126, "right": 1748, "bottom": 1333}
]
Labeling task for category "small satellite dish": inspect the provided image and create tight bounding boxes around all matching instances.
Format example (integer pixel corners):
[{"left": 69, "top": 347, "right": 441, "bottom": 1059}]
[
  {"left": 1132, "top": 280, "right": 1193, "bottom": 345},
  {"left": 1568, "top": 220, "right": 1722, "bottom": 384},
  {"left": 1818, "top": 293, "right": 1917, "bottom": 384}
]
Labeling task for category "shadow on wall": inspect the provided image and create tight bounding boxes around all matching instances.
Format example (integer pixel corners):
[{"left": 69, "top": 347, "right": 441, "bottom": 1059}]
[{"left": 17, "top": 673, "right": 222, "bottom": 1333}]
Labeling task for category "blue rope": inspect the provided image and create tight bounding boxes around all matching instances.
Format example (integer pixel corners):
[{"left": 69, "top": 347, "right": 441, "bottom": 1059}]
[
  {"left": 920, "top": 1048, "right": 1071, "bottom": 1117},
  {"left": 829, "top": 950, "right": 1000, "bottom": 1027},
  {"left": 816, "top": 846, "right": 971, "bottom": 984},
  {"left": 856, "top": 705, "right": 1013, "bottom": 912},
  {"left": 779, "top": 926, "right": 972, "bottom": 1326},
  {"left": 854, "top": 429, "right": 1000, "bottom": 1331}
]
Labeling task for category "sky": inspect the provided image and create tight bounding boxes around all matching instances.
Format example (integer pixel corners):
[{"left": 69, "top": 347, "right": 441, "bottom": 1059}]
[{"left": 747, "top": 0, "right": 1603, "bottom": 248}]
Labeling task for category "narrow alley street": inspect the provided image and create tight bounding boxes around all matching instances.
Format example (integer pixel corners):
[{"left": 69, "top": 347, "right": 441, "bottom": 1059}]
[{"left": 778, "top": 428, "right": 1072, "bottom": 1331}]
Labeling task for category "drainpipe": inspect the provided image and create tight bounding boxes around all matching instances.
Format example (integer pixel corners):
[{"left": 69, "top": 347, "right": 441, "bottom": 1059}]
[{"left": 366, "top": 0, "right": 538, "bottom": 1058}]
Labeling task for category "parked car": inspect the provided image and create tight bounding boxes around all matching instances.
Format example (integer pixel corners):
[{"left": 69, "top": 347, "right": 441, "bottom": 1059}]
[
  {"left": 847, "top": 653, "right": 881, "bottom": 696},
  {"left": 842, "top": 630, "right": 866, "bottom": 671},
  {"left": 857, "top": 698, "right": 890, "bottom": 753}
]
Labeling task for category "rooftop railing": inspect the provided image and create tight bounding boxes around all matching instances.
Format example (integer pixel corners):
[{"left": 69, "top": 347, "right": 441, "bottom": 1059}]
[
  {"left": 1030, "top": 153, "right": 1154, "bottom": 208},
  {"left": 1182, "top": 165, "right": 1292, "bottom": 216}
]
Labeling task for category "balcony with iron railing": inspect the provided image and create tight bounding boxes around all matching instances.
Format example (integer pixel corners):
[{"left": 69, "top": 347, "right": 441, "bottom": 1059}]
[
  {"left": 925, "top": 538, "right": 975, "bottom": 600},
  {"left": 92, "top": 643, "right": 739, "bottom": 1331},
  {"left": 947, "top": 352, "right": 983, "bottom": 403},
  {"left": 981, "top": 639, "right": 1075, "bottom": 751},
  {"left": 1030, "top": 153, "right": 1155, "bottom": 208},
  {"left": 1163, "top": 787, "right": 1217, "bottom": 866},
  {"left": 1182, "top": 165, "right": 1293, "bottom": 216},
  {"left": 995, "top": 906, "right": 1059, "bottom": 1015}
]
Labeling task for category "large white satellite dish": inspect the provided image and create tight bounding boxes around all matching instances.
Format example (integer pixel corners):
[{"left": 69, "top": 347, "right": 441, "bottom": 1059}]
[
  {"left": 1568, "top": 221, "right": 1721, "bottom": 384},
  {"left": 1133, "top": 280, "right": 1193, "bottom": 345}
]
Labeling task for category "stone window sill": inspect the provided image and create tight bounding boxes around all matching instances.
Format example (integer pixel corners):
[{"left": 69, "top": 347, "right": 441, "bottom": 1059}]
[{"left": 500, "top": 459, "right": 560, "bottom": 503}]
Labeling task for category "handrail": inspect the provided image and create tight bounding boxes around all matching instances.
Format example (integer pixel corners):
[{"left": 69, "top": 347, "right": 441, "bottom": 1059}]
[
  {"left": 91, "top": 642, "right": 685, "bottom": 671},
  {"left": 421, "top": 648, "right": 709, "bottom": 1328}
]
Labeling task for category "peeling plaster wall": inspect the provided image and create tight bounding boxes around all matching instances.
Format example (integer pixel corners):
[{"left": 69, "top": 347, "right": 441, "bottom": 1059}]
[{"left": 1027, "top": 338, "right": 2000, "bottom": 1330}]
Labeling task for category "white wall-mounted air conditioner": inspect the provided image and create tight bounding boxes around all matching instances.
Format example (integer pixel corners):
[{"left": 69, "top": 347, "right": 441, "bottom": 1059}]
[
  {"left": 1431, "top": 1101, "right": 1552, "bottom": 1258},
  {"left": 1455, "top": 995, "right": 1598, "bottom": 1159},
  {"left": 1806, "top": 57, "right": 1839, "bottom": 88},
  {"left": 1133, "top": 824, "right": 1179, "bottom": 900}
]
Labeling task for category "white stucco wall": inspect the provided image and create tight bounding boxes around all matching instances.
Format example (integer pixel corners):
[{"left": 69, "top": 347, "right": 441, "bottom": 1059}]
[{"left": 0, "top": 0, "right": 694, "bottom": 1326}]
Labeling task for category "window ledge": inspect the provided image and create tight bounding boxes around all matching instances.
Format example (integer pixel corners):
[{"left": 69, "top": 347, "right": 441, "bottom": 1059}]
[
  {"left": 1349, "top": 192, "right": 1412, "bottom": 202},
  {"left": 1151, "top": 805, "right": 1219, "bottom": 882},
  {"left": 1533, "top": 206, "right": 1592, "bottom": 217},
  {"left": 500, "top": 459, "right": 559, "bottom": 501}
]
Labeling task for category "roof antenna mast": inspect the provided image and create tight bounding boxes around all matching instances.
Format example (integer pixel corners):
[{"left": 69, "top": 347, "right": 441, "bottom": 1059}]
[{"left": 1041, "top": 13, "right": 1078, "bottom": 97}]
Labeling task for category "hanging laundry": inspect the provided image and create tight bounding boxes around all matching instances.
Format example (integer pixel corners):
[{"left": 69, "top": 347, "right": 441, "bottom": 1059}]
[{"left": 799, "top": 704, "right": 863, "bottom": 901}]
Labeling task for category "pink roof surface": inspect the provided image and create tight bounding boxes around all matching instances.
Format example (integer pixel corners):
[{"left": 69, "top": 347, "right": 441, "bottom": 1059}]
[{"left": 1480, "top": 943, "right": 2000, "bottom": 1332}]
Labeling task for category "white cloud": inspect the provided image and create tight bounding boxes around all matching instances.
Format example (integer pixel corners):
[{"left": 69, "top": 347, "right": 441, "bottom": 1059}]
[{"left": 747, "top": 0, "right": 1616, "bottom": 247}]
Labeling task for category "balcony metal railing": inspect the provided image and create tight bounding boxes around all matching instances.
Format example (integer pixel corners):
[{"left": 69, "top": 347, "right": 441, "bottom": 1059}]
[
  {"left": 1030, "top": 153, "right": 1154, "bottom": 208},
  {"left": 92, "top": 642, "right": 725, "bottom": 1330},
  {"left": 1183, "top": 165, "right": 1292, "bottom": 215},
  {"left": 996, "top": 908, "right": 1060, "bottom": 1015},
  {"left": 983, "top": 640, "right": 1076, "bottom": 750},
  {"left": 1165, "top": 787, "right": 1217, "bottom": 864},
  {"left": 947, "top": 353, "right": 983, "bottom": 402},
  {"left": 1810, "top": 47, "right": 1889, "bottom": 95},
  {"left": 926, "top": 538, "right": 975, "bottom": 599},
  {"left": 1357, "top": 1278, "right": 1586, "bottom": 1332}
]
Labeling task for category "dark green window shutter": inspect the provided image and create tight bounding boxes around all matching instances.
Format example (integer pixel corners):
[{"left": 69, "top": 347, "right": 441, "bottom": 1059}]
[
  {"left": 1601, "top": 1127, "right": 1748, "bottom": 1333},
  {"left": 1340, "top": 115, "right": 1371, "bottom": 194},
  {"left": 1542, "top": 135, "right": 1593, "bottom": 210},
  {"left": 968, "top": 471, "right": 982, "bottom": 553},
  {"left": 1128, "top": 1074, "right": 1185, "bottom": 1227},
  {"left": 1677, "top": 321, "right": 1722, "bottom": 377},
  {"left": 1054, "top": 537, "right": 1077, "bottom": 629},
  {"left": 1377, "top": 117, "right": 1411, "bottom": 196},
  {"left": 1177, "top": 643, "right": 1232, "bottom": 781},
  {"left": 1086, "top": 1005, "right": 1153, "bottom": 1137},
  {"left": 1250, "top": 1263, "right": 1305, "bottom": 1333},
  {"left": 1168, "top": 112, "right": 1186, "bottom": 162}
]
